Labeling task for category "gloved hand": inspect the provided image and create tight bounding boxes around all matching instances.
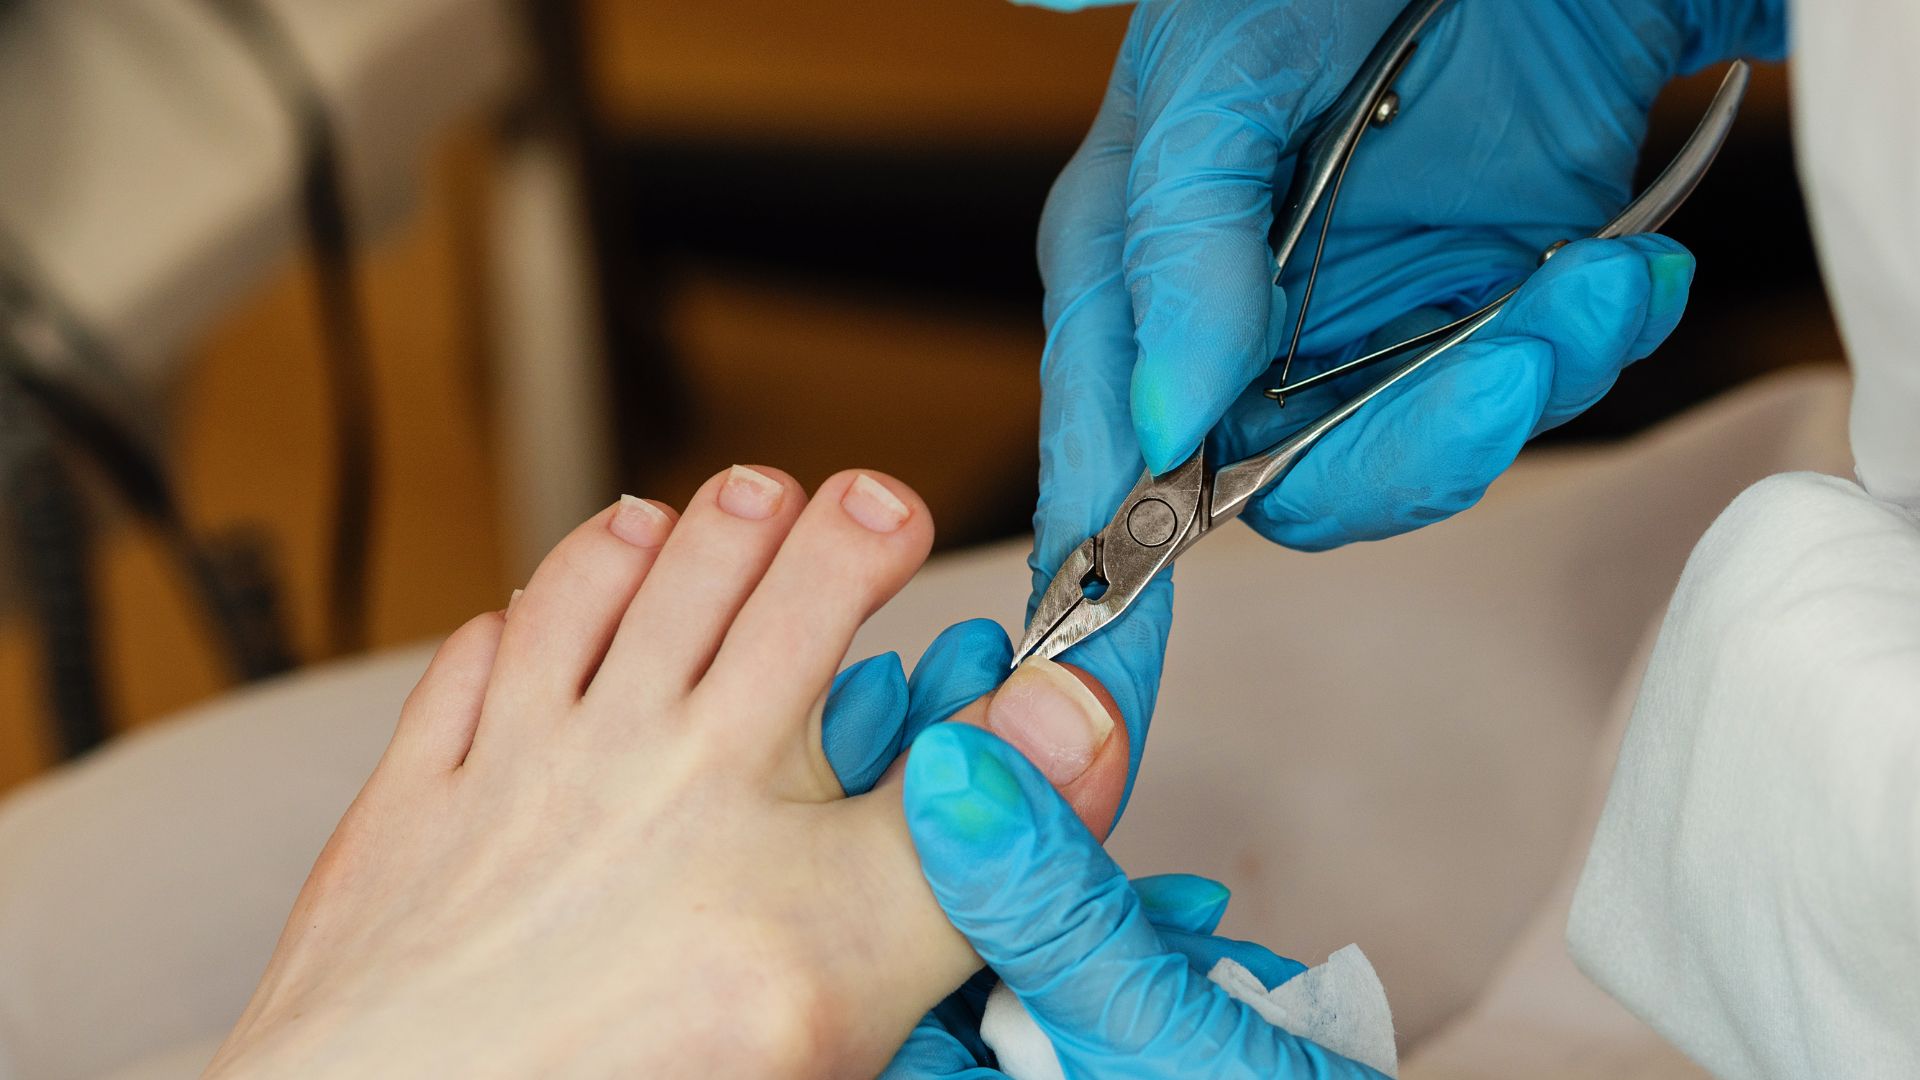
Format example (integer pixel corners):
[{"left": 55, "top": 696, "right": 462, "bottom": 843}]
[
  {"left": 819, "top": 619, "right": 1017, "bottom": 797},
  {"left": 895, "top": 722, "right": 1386, "bottom": 1078},
  {"left": 1028, "top": 0, "right": 1790, "bottom": 580},
  {"left": 879, "top": 870, "right": 1318, "bottom": 1079}
]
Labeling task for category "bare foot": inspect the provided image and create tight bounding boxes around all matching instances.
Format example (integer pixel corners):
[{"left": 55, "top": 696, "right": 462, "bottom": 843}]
[{"left": 206, "top": 467, "right": 1127, "bottom": 1079}]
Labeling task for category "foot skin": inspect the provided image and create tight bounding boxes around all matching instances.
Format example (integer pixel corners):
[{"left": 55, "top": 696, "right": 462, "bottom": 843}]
[{"left": 206, "top": 468, "right": 1127, "bottom": 1080}]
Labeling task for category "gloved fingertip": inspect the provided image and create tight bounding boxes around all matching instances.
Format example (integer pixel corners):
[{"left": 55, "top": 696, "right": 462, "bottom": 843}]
[
  {"left": 878, "top": 1012, "right": 995, "bottom": 1079},
  {"left": 1636, "top": 248, "right": 1696, "bottom": 358},
  {"left": 905, "top": 619, "right": 1015, "bottom": 739},
  {"left": 822, "top": 651, "right": 909, "bottom": 796},
  {"left": 830, "top": 650, "right": 904, "bottom": 696},
  {"left": 1533, "top": 235, "right": 1693, "bottom": 366},
  {"left": 1133, "top": 873, "right": 1232, "bottom": 935},
  {"left": 904, "top": 724, "right": 1032, "bottom": 851},
  {"left": 1131, "top": 372, "right": 1205, "bottom": 477}
]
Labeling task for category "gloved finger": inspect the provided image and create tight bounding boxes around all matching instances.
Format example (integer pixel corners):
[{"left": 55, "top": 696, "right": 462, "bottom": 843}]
[
  {"left": 904, "top": 619, "right": 1017, "bottom": 744},
  {"left": 1477, "top": 234, "right": 1694, "bottom": 434},
  {"left": 1133, "top": 873, "right": 1232, "bottom": 935},
  {"left": 1232, "top": 335, "right": 1554, "bottom": 551},
  {"left": 1032, "top": 52, "right": 1141, "bottom": 585},
  {"left": 1052, "top": 572, "right": 1170, "bottom": 817},
  {"left": 1032, "top": 47, "right": 1171, "bottom": 814},
  {"left": 1231, "top": 232, "right": 1694, "bottom": 550},
  {"left": 820, "top": 651, "right": 910, "bottom": 796},
  {"left": 906, "top": 723, "right": 1186, "bottom": 1029},
  {"left": 1119, "top": 0, "right": 1391, "bottom": 475},
  {"left": 907, "top": 724, "right": 1378, "bottom": 1076},
  {"left": 1159, "top": 926, "right": 1309, "bottom": 993}
]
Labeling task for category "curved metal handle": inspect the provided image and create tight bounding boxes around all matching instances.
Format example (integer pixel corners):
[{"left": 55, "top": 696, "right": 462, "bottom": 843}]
[
  {"left": 1270, "top": 0, "right": 1458, "bottom": 276},
  {"left": 1220, "top": 60, "right": 1752, "bottom": 529}
]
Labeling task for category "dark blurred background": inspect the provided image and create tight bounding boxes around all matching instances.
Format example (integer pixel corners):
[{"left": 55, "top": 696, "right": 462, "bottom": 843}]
[{"left": 0, "top": 1, "right": 1838, "bottom": 792}]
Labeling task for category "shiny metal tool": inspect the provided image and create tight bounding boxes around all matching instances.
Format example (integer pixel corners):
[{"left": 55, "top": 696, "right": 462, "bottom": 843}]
[{"left": 1012, "top": 8, "right": 1751, "bottom": 668}]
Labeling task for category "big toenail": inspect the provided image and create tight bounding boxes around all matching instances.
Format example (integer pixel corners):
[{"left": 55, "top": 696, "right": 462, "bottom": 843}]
[
  {"left": 986, "top": 658, "right": 1114, "bottom": 786},
  {"left": 611, "top": 494, "right": 671, "bottom": 547},
  {"left": 719, "top": 466, "right": 784, "bottom": 519},
  {"left": 842, "top": 473, "right": 910, "bottom": 533}
]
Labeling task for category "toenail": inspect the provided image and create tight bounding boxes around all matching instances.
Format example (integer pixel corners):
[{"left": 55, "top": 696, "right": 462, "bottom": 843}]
[
  {"left": 718, "top": 465, "right": 784, "bottom": 520},
  {"left": 986, "top": 658, "right": 1114, "bottom": 786},
  {"left": 508, "top": 588, "right": 524, "bottom": 613},
  {"left": 842, "top": 473, "right": 910, "bottom": 533},
  {"left": 611, "top": 494, "right": 672, "bottom": 547}
]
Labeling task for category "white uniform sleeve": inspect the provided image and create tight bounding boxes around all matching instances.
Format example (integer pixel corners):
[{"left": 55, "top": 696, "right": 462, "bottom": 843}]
[
  {"left": 1792, "top": 0, "right": 1920, "bottom": 510},
  {"left": 1568, "top": 472, "right": 1920, "bottom": 1080}
]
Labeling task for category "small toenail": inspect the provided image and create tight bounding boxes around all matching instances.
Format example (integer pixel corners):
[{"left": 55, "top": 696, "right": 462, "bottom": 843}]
[
  {"left": 842, "top": 473, "right": 910, "bottom": 533},
  {"left": 508, "top": 588, "right": 524, "bottom": 613},
  {"left": 611, "top": 494, "right": 671, "bottom": 547},
  {"left": 719, "top": 465, "right": 784, "bottom": 520}
]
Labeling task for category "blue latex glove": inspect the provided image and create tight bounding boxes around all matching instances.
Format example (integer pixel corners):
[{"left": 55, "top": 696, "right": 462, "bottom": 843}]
[
  {"left": 821, "top": 619, "right": 1017, "bottom": 797},
  {"left": 898, "top": 722, "right": 1386, "bottom": 1078},
  {"left": 881, "top": 871, "right": 1314, "bottom": 1079},
  {"left": 1029, "top": 0, "right": 1790, "bottom": 581},
  {"left": 831, "top": 623, "right": 1259, "bottom": 1077},
  {"left": 819, "top": 621, "right": 1020, "bottom": 1074}
]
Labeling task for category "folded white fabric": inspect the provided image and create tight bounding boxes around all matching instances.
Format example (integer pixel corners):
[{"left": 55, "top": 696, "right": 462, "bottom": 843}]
[
  {"left": 979, "top": 945, "right": 1398, "bottom": 1079},
  {"left": 1569, "top": 472, "right": 1920, "bottom": 1079}
]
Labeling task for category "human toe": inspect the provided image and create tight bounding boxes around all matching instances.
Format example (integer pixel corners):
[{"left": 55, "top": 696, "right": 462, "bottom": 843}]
[
  {"left": 699, "top": 470, "right": 933, "bottom": 751},
  {"left": 387, "top": 611, "right": 506, "bottom": 774},
  {"left": 590, "top": 465, "right": 808, "bottom": 709},
  {"left": 485, "top": 497, "right": 676, "bottom": 718}
]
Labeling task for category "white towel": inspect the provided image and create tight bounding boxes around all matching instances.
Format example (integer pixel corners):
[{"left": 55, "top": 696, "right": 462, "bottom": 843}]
[{"left": 1569, "top": 472, "right": 1920, "bottom": 1079}]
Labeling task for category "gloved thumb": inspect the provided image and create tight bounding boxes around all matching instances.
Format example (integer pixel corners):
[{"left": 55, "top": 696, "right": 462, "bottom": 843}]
[
  {"left": 904, "top": 722, "right": 1188, "bottom": 1027},
  {"left": 906, "top": 725, "right": 1373, "bottom": 1076}
]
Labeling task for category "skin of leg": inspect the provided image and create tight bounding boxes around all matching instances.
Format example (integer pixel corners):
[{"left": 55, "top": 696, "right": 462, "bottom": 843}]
[{"left": 205, "top": 468, "right": 1131, "bottom": 1080}]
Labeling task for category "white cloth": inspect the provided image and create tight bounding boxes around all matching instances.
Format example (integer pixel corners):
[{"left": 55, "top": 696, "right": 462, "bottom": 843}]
[
  {"left": 1793, "top": 0, "right": 1920, "bottom": 510},
  {"left": 979, "top": 947, "right": 1399, "bottom": 1080},
  {"left": 1568, "top": 473, "right": 1920, "bottom": 1078}
]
